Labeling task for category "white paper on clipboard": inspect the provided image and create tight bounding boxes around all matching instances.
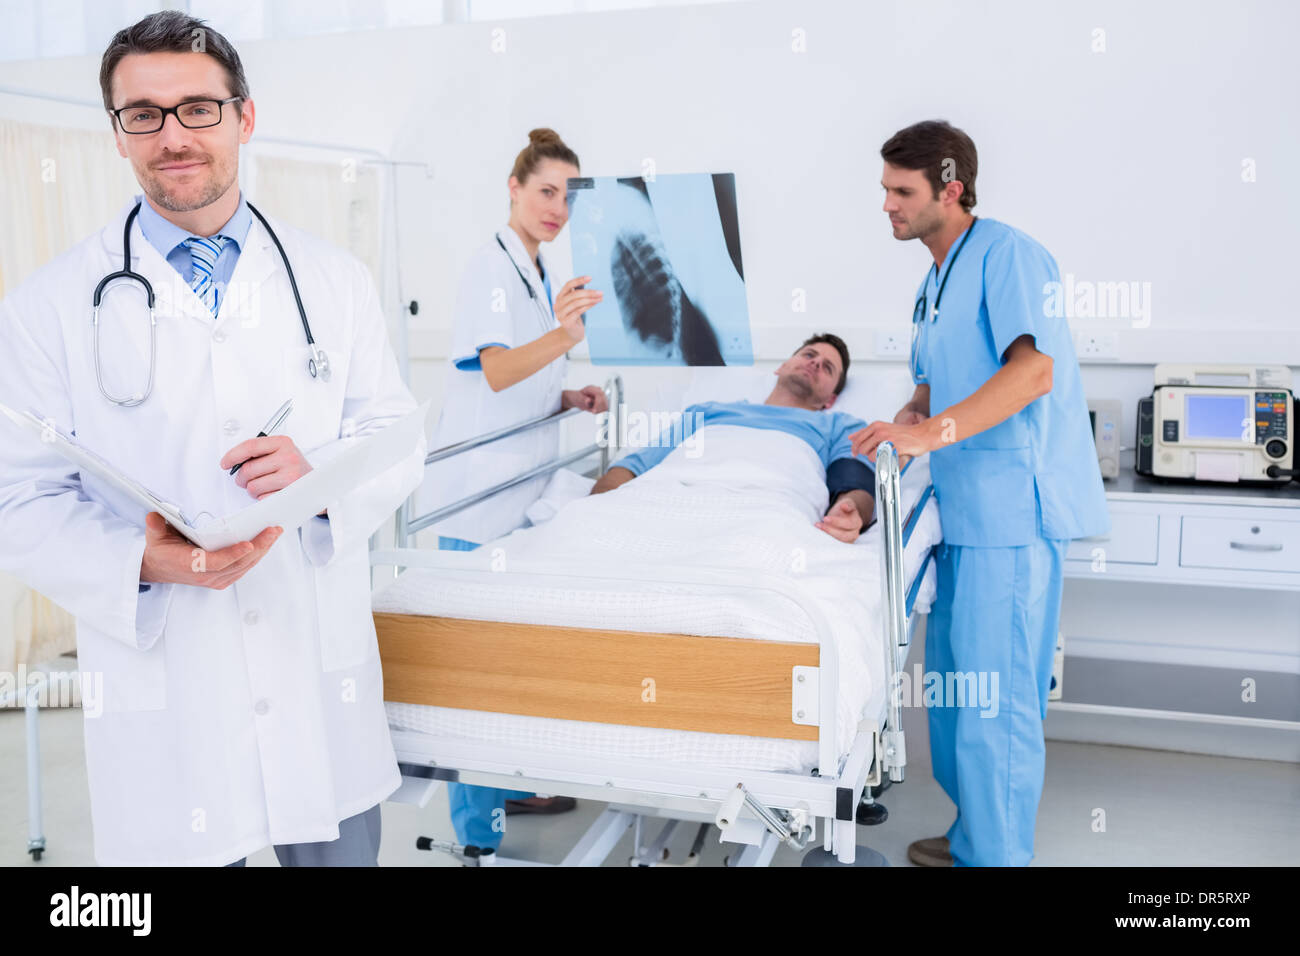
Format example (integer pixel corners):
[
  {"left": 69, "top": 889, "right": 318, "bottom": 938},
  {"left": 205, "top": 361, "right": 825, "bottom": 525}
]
[{"left": 0, "top": 400, "right": 429, "bottom": 551}]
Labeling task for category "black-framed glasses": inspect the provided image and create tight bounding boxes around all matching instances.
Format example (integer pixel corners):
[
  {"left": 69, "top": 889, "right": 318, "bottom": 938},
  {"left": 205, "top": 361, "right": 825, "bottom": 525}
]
[{"left": 110, "top": 97, "right": 242, "bottom": 135}]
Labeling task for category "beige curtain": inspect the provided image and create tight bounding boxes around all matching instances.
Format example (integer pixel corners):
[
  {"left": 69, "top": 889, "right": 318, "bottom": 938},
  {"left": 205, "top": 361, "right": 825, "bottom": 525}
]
[
  {"left": 0, "top": 117, "right": 138, "bottom": 299},
  {"left": 252, "top": 155, "right": 383, "bottom": 286},
  {"left": 0, "top": 118, "right": 136, "bottom": 682}
]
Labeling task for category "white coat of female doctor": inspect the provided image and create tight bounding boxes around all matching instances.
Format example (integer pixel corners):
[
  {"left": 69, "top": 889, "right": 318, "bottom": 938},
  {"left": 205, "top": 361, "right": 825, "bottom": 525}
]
[
  {"left": 428, "top": 128, "right": 607, "bottom": 547},
  {"left": 0, "top": 198, "right": 426, "bottom": 865}
]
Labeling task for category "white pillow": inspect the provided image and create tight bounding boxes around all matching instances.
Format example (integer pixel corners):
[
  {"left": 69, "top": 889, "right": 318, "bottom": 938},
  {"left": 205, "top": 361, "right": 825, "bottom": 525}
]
[{"left": 829, "top": 365, "right": 917, "bottom": 425}]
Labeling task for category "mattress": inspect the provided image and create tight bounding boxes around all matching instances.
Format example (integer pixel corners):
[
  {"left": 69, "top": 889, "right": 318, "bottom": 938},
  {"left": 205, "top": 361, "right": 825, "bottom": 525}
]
[{"left": 376, "top": 436, "right": 941, "bottom": 774}]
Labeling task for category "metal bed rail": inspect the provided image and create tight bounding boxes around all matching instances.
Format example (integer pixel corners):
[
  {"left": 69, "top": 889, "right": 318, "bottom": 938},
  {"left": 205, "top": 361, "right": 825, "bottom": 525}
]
[
  {"left": 874, "top": 442, "right": 909, "bottom": 784},
  {"left": 392, "top": 375, "right": 624, "bottom": 550}
]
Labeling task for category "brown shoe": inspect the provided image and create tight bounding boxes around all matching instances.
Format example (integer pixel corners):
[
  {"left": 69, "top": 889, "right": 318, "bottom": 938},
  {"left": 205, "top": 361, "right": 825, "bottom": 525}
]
[
  {"left": 907, "top": 836, "right": 953, "bottom": 867},
  {"left": 504, "top": 796, "right": 577, "bottom": 816}
]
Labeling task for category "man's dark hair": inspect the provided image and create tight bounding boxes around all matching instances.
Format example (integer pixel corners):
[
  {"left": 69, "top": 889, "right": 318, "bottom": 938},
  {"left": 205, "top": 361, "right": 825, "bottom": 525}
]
[
  {"left": 99, "top": 11, "right": 250, "bottom": 113},
  {"left": 880, "top": 120, "right": 978, "bottom": 212},
  {"left": 797, "top": 333, "right": 850, "bottom": 395}
]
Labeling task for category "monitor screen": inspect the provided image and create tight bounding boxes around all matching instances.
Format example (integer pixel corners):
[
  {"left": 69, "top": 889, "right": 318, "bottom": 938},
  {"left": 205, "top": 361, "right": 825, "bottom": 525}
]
[{"left": 1185, "top": 394, "right": 1249, "bottom": 440}]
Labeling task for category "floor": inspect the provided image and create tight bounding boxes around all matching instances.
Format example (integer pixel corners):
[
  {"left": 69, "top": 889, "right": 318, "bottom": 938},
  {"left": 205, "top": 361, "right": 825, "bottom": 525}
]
[{"left": 3, "top": 681, "right": 1296, "bottom": 867}]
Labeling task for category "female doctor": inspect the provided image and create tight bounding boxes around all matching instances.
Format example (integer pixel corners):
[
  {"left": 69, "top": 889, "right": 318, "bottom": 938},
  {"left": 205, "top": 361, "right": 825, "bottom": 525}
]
[{"left": 429, "top": 127, "right": 607, "bottom": 848}]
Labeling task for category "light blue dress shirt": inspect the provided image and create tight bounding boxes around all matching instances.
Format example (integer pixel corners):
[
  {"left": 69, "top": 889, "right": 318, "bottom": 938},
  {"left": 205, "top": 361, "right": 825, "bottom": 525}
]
[{"left": 136, "top": 193, "right": 253, "bottom": 313}]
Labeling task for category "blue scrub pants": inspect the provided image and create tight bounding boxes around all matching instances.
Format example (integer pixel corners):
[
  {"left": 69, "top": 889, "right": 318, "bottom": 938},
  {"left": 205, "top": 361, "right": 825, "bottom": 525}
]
[
  {"left": 437, "top": 535, "right": 532, "bottom": 850},
  {"left": 925, "top": 537, "right": 1067, "bottom": 866}
]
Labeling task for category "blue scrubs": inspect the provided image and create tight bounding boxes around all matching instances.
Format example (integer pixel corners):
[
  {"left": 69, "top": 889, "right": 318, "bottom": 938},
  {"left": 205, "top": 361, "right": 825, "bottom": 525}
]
[
  {"left": 913, "top": 218, "right": 1107, "bottom": 866},
  {"left": 435, "top": 536, "right": 530, "bottom": 850}
]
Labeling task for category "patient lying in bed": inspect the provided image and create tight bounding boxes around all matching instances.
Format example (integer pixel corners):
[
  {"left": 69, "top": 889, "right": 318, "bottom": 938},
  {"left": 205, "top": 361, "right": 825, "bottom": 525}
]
[
  {"left": 386, "top": 334, "right": 896, "bottom": 757},
  {"left": 591, "top": 334, "right": 877, "bottom": 542}
]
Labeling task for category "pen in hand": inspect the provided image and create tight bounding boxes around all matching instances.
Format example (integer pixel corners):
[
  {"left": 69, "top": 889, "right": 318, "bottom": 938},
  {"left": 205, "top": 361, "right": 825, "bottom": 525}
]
[{"left": 229, "top": 399, "right": 294, "bottom": 476}]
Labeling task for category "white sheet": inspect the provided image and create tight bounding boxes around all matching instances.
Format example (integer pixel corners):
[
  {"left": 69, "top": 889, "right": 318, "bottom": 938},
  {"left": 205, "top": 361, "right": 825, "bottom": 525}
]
[{"left": 378, "top": 426, "right": 940, "bottom": 773}]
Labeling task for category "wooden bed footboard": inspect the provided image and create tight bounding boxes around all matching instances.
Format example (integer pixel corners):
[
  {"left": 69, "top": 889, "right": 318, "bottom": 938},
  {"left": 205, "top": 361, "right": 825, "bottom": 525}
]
[{"left": 375, "top": 612, "right": 819, "bottom": 741}]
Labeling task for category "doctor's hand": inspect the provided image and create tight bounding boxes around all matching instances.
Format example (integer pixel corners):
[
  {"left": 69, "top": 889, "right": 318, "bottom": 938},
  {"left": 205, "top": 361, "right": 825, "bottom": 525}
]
[
  {"left": 849, "top": 419, "right": 940, "bottom": 468},
  {"left": 553, "top": 277, "right": 604, "bottom": 344},
  {"left": 562, "top": 385, "right": 609, "bottom": 414},
  {"left": 816, "top": 496, "right": 864, "bottom": 544},
  {"left": 221, "top": 436, "right": 314, "bottom": 501},
  {"left": 139, "top": 512, "right": 283, "bottom": 590}
]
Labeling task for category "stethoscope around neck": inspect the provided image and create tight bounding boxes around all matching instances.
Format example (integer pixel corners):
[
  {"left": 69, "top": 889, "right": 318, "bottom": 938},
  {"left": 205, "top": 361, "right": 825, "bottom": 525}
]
[
  {"left": 910, "top": 216, "right": 978, "bottom": 384},
  {"left": 91, "top": 200, "right": 330, "bottom": 407},
  {"left": 495, "top": 232, "right": 554, "bottom": 332}
]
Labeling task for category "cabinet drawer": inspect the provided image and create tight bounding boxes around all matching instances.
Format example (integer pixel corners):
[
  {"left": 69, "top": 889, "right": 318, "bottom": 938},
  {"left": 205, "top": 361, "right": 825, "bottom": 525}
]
[
  {"left": 1066, "top": 513, "right": 1159, "bottom": 565},
  {"left": 1179, "top": 516, "right": 1300, "bottom": 574}
]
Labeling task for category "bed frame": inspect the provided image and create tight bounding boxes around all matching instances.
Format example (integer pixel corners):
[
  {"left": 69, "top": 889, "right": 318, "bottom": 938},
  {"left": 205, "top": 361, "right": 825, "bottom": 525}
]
[{"left": 372, "top": 375, "right": 935, "bottom": 866}]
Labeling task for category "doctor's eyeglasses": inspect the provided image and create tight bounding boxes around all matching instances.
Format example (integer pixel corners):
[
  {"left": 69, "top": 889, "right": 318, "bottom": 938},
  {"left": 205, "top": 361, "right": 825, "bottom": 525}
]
[{"left": 110, "top": 97, "right": 242, "bottom": 135}]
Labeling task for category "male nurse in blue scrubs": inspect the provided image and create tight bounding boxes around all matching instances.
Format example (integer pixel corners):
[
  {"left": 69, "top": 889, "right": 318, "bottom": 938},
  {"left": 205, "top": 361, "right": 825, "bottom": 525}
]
[{"left": 851, "top": 121, "right": 1108, "bottom": 867}]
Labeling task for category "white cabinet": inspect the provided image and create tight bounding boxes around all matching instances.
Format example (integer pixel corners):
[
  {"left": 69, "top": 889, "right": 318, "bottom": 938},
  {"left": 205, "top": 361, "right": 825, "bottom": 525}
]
[
  {"left": 1064, "top": 481, "right": 1300, "bottom": 591},
  {"left": 1055, "top": 471, "right": 1300, "bottom": 763},
  {"left": 1179, "top": 516, "right": 1300, "bottom": 574},
  {"left": 1066, "top": 511, "right": 1160, "bottom": 565}
]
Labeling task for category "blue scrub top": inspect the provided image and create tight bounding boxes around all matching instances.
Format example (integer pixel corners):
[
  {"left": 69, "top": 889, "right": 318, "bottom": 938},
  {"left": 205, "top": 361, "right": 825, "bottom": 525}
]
[
  {"left": 912, "top": 218, "right": 1108, "bottom": 547},
  {"left": 614, "top": 400, "right": 872, "bottom": 474}
]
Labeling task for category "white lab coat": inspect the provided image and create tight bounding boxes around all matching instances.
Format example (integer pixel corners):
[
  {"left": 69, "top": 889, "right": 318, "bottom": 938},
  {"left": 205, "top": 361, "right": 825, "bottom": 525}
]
[
  {"left": 0, "top": 199, "right": 426, "bottom": 865},
  {"left": 423, "top": 227, "right": 567, "bottom": 544}
]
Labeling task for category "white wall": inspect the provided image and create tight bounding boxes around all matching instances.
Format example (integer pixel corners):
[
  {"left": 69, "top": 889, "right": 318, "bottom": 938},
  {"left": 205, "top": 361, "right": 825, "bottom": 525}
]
[{"left": 2, "top": 0, "right": 1298, "bottom": 673}]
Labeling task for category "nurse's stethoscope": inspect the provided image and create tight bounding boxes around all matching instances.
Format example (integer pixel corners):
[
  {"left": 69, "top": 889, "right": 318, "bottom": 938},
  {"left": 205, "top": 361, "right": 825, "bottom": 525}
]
[
  {"left": 91, "top": 200, "right": 330, "bottom": 407},
  {"left": 495, "top": 233, "right": 554, "bottom": 333},
  {"left": 910, "top": 216, "right": 978, "bottom": 385}
]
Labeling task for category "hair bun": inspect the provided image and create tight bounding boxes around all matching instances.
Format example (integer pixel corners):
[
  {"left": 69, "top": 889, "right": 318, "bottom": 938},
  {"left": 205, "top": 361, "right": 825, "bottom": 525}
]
[{"left": 510, "top": 128, "right": 579, "bottom": 185}]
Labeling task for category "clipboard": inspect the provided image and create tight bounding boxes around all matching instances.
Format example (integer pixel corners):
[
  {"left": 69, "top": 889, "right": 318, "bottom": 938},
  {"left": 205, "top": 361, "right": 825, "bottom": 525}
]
[{"left": 0, "top": 400, "right": 429, "bottom": 552}]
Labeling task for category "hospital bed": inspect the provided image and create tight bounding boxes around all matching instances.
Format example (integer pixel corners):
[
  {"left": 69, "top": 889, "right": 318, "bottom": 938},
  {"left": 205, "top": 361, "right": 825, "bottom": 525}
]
[{"left": 371, "top": 373, "right": 943, "bottom": 866}]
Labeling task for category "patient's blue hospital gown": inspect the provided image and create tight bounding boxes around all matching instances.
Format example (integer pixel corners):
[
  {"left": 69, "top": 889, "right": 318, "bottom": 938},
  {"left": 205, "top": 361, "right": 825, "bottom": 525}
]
[{"left": 614, "top": 400, "right": 876, "bottom": 503}]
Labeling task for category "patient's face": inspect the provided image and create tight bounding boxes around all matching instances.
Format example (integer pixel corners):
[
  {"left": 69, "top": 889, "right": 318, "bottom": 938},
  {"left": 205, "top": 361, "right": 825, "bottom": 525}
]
[{"left": 776, "top": 342, "right": 842, "bottom": 410}]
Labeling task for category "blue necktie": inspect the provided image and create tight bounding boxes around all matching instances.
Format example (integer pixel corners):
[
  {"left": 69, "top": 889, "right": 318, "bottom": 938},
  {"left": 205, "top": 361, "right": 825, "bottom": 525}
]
[{"left": 184, "top": 235, "right": 229, "bottom": 316}]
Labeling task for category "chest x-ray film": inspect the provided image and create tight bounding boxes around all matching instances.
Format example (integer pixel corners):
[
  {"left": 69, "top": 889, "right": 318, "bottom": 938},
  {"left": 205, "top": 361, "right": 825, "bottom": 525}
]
[{"left": 567, "top": 173, "right": 753, "bottom": 366}]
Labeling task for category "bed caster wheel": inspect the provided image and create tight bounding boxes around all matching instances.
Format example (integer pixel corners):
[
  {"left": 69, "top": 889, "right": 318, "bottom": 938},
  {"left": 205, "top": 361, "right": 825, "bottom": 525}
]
[
  {"left": 29, "top": 849, "right": 43, "bottom": 862},
  {"left": 800, "top": 846, "right": 890, "bottom": 867},
  {"left": 869, "top": 777, "right": 892, "bottom": 799},
  {"left": 856, "top": 801, "right": 888, "bottom": 826}
]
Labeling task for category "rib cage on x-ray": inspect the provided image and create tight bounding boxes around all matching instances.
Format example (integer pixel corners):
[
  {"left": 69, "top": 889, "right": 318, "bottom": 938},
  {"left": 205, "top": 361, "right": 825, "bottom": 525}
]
[
  {"left": 610, "top": 230, "right": 724, "bottom": 365},
  {"left": 568, "top": 172, "right": 752, "bottom": 366}
]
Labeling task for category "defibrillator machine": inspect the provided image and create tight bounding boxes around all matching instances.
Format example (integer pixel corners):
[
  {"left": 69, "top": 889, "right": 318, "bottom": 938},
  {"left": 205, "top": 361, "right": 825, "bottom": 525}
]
[{"left": 1136, "top": 364, "right": 1296, "bottom": 484}]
